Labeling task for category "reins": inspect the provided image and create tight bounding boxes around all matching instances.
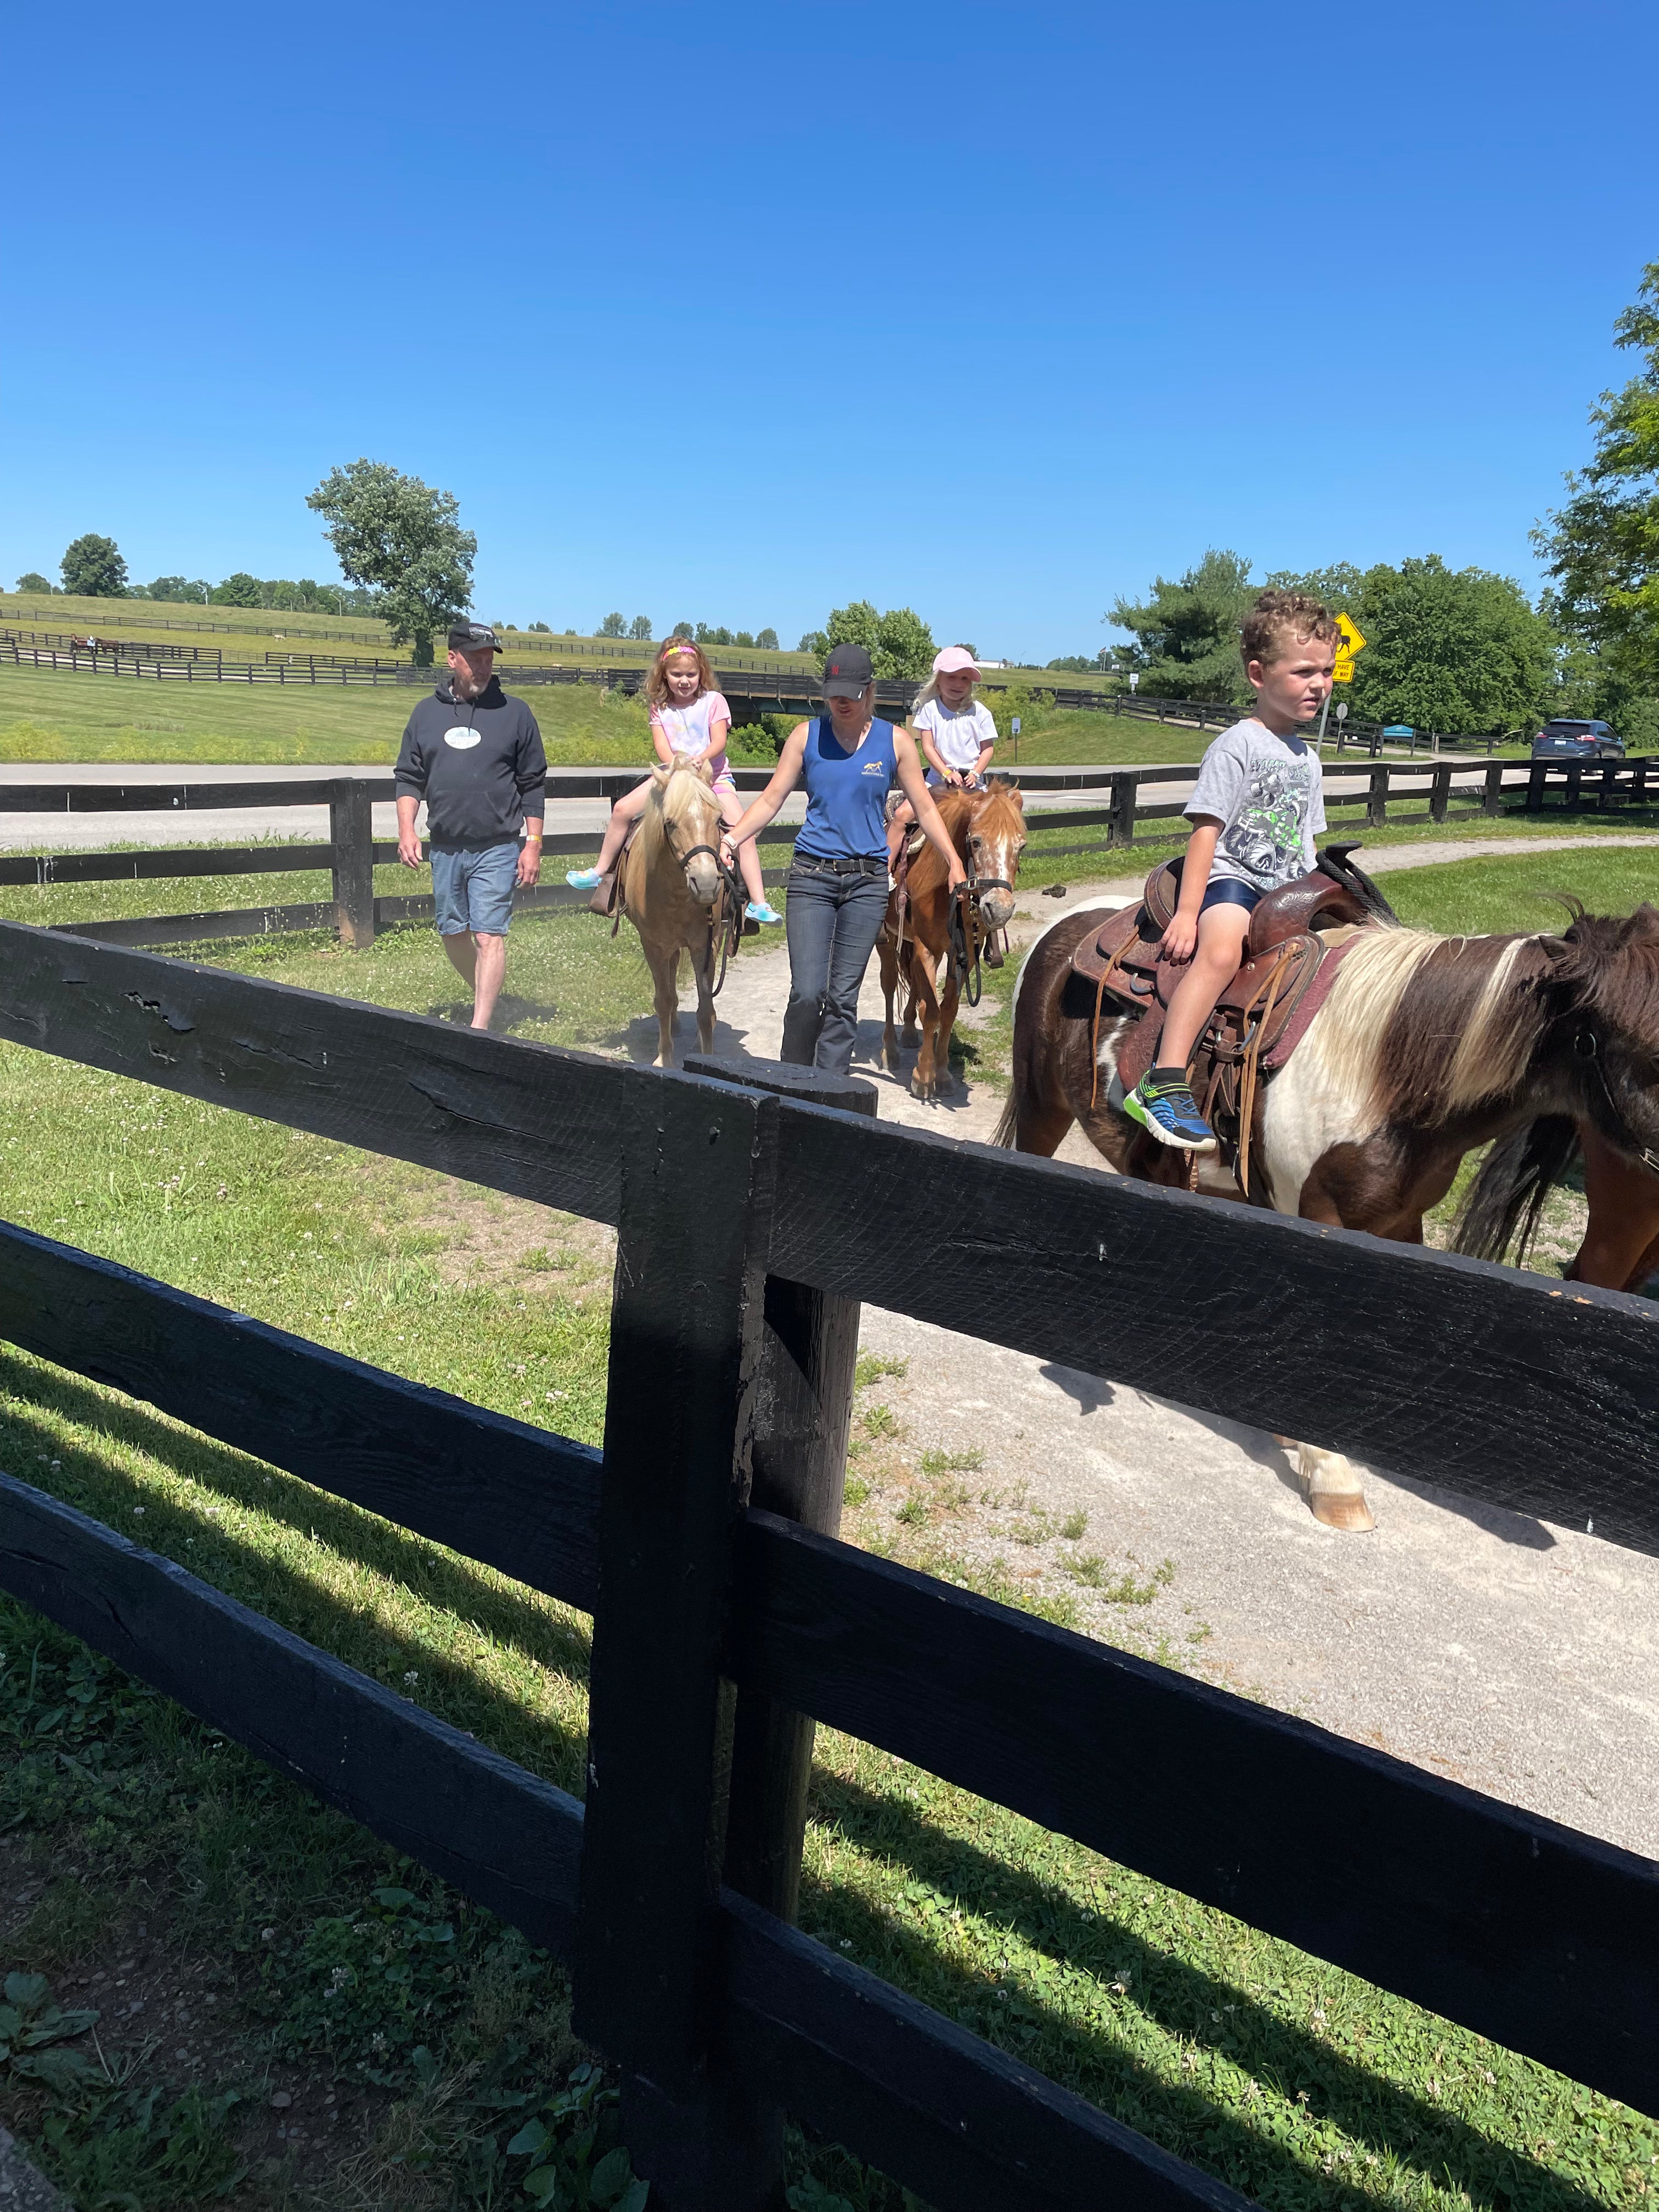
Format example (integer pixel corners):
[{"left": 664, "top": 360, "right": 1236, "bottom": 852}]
[
  {"left": 674, "top": 839, "right": 746, "bottom": 1000},
  {"left": 949, "top": 847, "right": 1013, "bottom": 1009}
]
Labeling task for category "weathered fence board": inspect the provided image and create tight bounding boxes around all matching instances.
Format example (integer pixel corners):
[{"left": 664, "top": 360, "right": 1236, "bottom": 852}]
[
  {"left": 0, "top": 1220, "right": 601, "bottom": 1611},
  {"left": 0, "top": 1472, "right": 585, "bottom": 1954},
  {"left": 734, "top": 1513, "right": 1659, "bottom": 2112}
]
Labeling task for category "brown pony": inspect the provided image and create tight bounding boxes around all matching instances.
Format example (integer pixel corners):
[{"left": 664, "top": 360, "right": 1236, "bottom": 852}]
[
  {"left": 998, "top": 898, "right": 1659, "bottom": 1526},
  {"left": 877, "top": 780, "right": 1026, "bottom": 1099},
  {"left": 620, "top": 758, "right": 727, "bottom": 1068}
]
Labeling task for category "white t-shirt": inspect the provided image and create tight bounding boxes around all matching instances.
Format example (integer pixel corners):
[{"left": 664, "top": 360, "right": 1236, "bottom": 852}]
[
  {"left": 650, "top": 691, "right": 732, "bottom": 772},
  {"left": 1183, "top": 719, "right": 1326, "bottom": 891},
  {"left": 912, "top": 696, "right": 997, "bottom": 780}
]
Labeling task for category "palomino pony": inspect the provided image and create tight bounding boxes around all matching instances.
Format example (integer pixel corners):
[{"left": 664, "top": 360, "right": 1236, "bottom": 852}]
[
  {"left": 998, "top": 896, "right": 1659, "bottom": 1528},
  {"left": 620, "top": 757, "right": 729, "bottom": 1068},
  {"left": 878, "top": 780, "right": 1026, "bottom": 1099}
]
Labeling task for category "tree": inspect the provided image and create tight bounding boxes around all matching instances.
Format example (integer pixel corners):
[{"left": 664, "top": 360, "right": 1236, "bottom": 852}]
[
  {"left": 14, "top": 573, "right": 54, "bottom": 595},
  {"left": 1047, "top": 655, "right": 1096, "bottom": 673},
  {"left": 669, "top": 620, "right": 696, "bottom": 643},
  {"left": 60, "top": 534, "right": 127, "bottom": 598},
  {"left": 1347, "top": 557, "right": 1554, "bottom": 733},
  {"left": 599, "top": 612, "right": 626, "bottom": 637},
  {"left": 529, "top": 620, "right": 551, "bottom": 634},
  {"left": 755, "top": 628, "right": 778, "bottom": 650},
  {"left": 873, "top": 605, "right": 936, "bottom": 682},
  {"left": 696, "top": 623, "right": 733, "bottom": 646},
  {"left": 628, "top": 614, "right": 653, "bottom": 640},
  {"left": 1537, "top": 260, "right": 1659, "bottom": 720},
  {"left": 733, "top": 630, "right": 755, "bottom": 648},
  {"left": 306, "top": 460, "right": 475, "bottom": 667},
  {"left": 798, "top": 631, "right": 826, "bottom": 655},
  {"left": 212, "top": 572, "right": 262, "bottom": 607},
  {"left": 823, "top": 600, "right": 881, "bottom": 654},
  {"left": 1263, "top": 562, "right": 1365, "bottom": 616},
  {"left": 1107, "top": 549, "right": 1255, "bottom": 702}
]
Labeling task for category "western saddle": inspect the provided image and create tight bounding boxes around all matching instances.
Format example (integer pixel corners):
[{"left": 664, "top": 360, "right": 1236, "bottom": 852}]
[{"left": 1070, "top": 842, "right": 1398, "bottom": 1198}]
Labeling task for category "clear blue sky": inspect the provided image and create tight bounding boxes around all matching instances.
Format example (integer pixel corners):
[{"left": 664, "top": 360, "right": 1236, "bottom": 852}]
[{"left": 4, "top": 0, "right": 1655, "bottom": 661}]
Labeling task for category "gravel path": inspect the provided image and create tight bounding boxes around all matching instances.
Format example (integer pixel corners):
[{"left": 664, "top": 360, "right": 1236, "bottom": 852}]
[{"left": 657, "top": 844, "right": 1659, "bottom": 1857}]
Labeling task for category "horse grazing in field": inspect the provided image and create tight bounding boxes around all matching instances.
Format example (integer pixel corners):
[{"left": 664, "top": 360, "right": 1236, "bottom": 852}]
[
  {"left": 878, "top": 780, "right": 1026, "bottom": 1099},
  {"left": 999, "top": 888, "right": 1659, "bottom": 1529},
  {"left": 620, "top": 757, "right": 729, "bottom": 1068}
]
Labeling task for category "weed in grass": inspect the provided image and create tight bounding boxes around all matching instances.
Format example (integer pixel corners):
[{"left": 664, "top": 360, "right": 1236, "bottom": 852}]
[
  {"left": 860, "top": 1404, "right": 902, "bottom": 1441},
  {"left": 855, "top": 1352, "right": 910, "bottom": 1389},
  {"left": 1060, "top": 1509, "right": 1090, "bottom": 1542},
  {"left": 842, "top": 1476, "right": 871, "bottom": 1509},
  {"left": 894, "top": 1497, "right": 929, "bottom": 1528},
  {"left": 918, "top": 1446, "right": 984, "bottom": 1477},
  {"left": 41, "top": 2081, "right": 247, "bottom": 2208},
  {"left": 1012, "top": 1508, "right": 1052, "bottom": 1547}
]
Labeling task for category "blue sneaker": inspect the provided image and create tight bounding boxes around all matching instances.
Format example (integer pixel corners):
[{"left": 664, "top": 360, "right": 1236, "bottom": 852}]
[
  {"left": 746, "top": 900, "right": 783, "bottom": 926},
  {"left": 1122, "top": 1073, "right": 1217, "bottom": 1153},
  {"left": 566, "top": 867, "right": 601, "bottom": 890}
]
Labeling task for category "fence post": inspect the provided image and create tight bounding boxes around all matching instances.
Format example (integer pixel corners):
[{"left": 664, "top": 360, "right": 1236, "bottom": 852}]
[
  {"left": 1526, "top": 761, "right": 1547, "bottom": 813},
  {"left": 574, "top": 1071, "right": 789, "bottom": 2210},
  {"left": 1108, "top": 771, "right": 1138, "bottom": 847},
  {"left": 1634, "top": 759, "right": 1650, "bottom": 806},
  {"left": 1367, "top": 765, "right": 1389, "bottom": 827},
  {"left": 1565, "top": 762, "right": 1584, "bottom": 812},
  {"left": 1430, "top": 764, "right": 1451, "bottom": 824},
  {"left": 1483, "top": 761, "right": 1505, "bottom": 817},
  {"left": 328, "top": 780, "right": 376, "bottom": 950},
  {"left": 685, "top": 1054, "right": 874, "bottom": 1925}
]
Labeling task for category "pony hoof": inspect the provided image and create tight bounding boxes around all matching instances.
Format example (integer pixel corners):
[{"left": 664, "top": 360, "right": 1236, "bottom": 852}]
[
  {"left": 901, "top": 1028, "right": 920, "bottom": 1049},
  {"left": 1308, "top": 1492, "right": 1376, "bottom": 1533}
]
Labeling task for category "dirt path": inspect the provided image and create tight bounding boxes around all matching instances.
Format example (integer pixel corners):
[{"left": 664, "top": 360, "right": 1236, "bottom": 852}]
[{"left": 612, "top": 838, "right": 1658, "bottom": 1855}]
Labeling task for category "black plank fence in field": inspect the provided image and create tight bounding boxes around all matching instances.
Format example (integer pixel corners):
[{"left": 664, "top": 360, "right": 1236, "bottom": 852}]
[
  {"left": 0, "top": 923, "right": 1655, "bottom": 2210},
  {"left": 3, "top": 753, "right": 1652, "bottom": 953}
]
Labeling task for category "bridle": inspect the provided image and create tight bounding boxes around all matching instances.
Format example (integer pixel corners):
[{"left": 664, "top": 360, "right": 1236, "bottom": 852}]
[
  {"left": 1575, "top": 1024, "right": 1659, "bottom": 1178},
  {"left": 949, "top": 842, "right": 1014, "bottom": 1008},
  {"left": 662, "top": 822, "right": 746, "bottom": 1000}
]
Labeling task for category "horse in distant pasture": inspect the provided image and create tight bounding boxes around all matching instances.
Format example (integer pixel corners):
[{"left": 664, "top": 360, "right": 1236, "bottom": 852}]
[
  {"left": 1000, "top": 894, "right": 1659, "bottom": 1530},
  {"left": 620, "top": 757, "right": 730, "bottom": 1068},
  {"left": 878, "top": 780, "right": 1026, "bottom": 1099}
]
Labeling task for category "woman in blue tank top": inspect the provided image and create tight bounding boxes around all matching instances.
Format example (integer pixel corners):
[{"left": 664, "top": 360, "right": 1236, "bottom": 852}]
[{"left": 721, "top": 644, "right": 964, "bottom": 1074}]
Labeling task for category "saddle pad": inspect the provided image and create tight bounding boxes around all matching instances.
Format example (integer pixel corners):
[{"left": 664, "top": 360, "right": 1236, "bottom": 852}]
[{"left": 1261, "top": 927, "right": 1365, "bottom": 1069}]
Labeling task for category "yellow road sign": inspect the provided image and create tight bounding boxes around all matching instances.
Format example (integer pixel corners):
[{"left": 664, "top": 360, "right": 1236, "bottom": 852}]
[
  {"left": 1333, "top": 654, "right": 1356, "bottom": 684},
  {"left": 1336, "top": 612, "right": 1366, "bottom": 656}
]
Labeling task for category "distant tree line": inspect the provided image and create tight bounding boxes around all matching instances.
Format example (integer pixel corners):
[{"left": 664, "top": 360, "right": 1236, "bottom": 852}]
[{"left": 13, "top": 537, "right": 375, "bottom": 617}]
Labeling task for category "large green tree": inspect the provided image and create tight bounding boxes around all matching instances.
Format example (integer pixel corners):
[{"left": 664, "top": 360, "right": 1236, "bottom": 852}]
[
  {"left": 306, "top": 460, "right": 475, "bottom": 667},
  {"left": 60, "top": 534, "right": 127, "bottom": 597},
  {"left": 1107, "top": 549, "right": 1255, "bottom": 702},
  {"left": 14, "top": 573, "right": 55, "bottom": 595},
  {"left": 1537, "top": 260, "right": 1659, "bottom": 721},
  {"left": 212, "top": 572, "right": 262, "bottom": 607},
  {"left": 1345, "top": 558, "right": 1554, "bottom": 732},
  {"left": 802, "top": 600, "right": 936, "bottom": 681}
]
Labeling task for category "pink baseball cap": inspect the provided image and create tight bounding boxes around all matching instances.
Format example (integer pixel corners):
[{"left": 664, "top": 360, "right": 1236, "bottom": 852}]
[{"left": 933, "top": 646, "right": 980, "bottom": 676}]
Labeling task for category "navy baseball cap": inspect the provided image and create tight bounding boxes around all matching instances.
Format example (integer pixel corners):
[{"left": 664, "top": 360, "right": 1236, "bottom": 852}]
[
  {"left": 448, "top": 622, "right": 503, "bottom": 653},
  {"left": 823, "top": 642, "right": 873, "bottom": 696}
]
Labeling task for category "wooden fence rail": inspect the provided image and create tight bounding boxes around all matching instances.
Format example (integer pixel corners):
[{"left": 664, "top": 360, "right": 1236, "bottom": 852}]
[{"left": 0, "top": 923, "right": 1654, "bottom": 2208}]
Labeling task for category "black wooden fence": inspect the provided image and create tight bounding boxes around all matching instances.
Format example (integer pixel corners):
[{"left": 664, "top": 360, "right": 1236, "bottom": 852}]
[
  {"left": 0, "top": 923, "right": 1654, "bottom": 2210},
  {"left": 2, "top": 755, "right": 1650, "bottom": 953}
]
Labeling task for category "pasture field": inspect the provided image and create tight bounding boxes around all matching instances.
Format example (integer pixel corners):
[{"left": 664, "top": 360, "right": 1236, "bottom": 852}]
[{"left": 2, "top": 836, "right": 1657, "bottom": 2204}]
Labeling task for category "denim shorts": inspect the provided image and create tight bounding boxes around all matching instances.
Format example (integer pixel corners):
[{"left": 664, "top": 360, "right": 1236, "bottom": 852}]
[
  {"left": 431, "top": 840, "right": 520, "bottom": 935},
  {"left": 1199, "top": 877, "right": 1263, "bottom": 916}
]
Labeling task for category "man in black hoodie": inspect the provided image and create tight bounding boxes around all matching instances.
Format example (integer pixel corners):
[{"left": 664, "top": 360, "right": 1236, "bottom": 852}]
[{"left": 395, "top": 623, "right": 547, "bottom": 1029}]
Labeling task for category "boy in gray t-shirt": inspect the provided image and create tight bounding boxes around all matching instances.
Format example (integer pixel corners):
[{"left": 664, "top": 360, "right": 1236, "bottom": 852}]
[{"left": 1123, "top": 593, "right": 1338, "bottom": 1154}]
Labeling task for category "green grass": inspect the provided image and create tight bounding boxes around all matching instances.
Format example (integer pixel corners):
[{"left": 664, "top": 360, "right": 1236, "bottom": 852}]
[
  {"left": 1370, "top": 847, "right": 1659, "bottom": 935},
  {"left": 0, "top": 885, "right": 1652, "bottom": 2207}
]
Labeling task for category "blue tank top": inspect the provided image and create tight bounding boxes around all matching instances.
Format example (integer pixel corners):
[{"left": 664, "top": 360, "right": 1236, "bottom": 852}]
[{"left": 795, "top": 718, "right": 898, "bottom": 861}]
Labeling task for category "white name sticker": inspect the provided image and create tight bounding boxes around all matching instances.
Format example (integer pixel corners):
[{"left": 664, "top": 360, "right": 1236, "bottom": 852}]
[{"left": 443, "top": 727, "right": 481, "bottom": 749}]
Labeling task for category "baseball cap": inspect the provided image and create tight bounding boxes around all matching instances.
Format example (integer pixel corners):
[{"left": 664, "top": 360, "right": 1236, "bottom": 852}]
[
  {"left": 448, "top": 622, "right": 503, "bottom": 653},
  {"left": 933, "top": 645, "right": 980, "bottom": 677},
  {"left": 822, "top": 642, "right": 874, "bottom": 697}
]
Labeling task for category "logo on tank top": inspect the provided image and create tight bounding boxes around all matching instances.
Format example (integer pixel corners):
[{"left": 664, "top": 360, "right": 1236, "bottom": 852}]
[
  {"left": 443, "top": 728, "right": 481, "bottom": 749},
  {"left": 860, "top": 760, "right": 887, "bottom": 775}
]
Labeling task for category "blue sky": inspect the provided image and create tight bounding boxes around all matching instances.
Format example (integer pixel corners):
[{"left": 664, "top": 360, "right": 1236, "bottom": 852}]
[{"left": 4, "top": 0, "right": 1655, "bottom": 661}]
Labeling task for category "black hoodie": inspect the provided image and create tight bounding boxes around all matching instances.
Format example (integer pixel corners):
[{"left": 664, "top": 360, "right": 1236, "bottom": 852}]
[{"left": 394, "top": 677, "right": 548, "bottom": 849}]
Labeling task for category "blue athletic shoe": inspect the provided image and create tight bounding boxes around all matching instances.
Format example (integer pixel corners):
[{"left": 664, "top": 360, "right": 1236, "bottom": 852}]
[
  {"left": 746, "top": 900, "right": 783, "bottom": 925},
  {"left": 1122, "top": 1073, "right": 1217, "bottom": 1153},
  {"left": 566, "top": 867, "right": 601, "bottom": 890}
]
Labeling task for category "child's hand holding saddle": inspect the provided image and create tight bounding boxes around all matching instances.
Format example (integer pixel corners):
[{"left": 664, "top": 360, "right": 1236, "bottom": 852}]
[{"left": 1161, "top": 912, "right": 1199, "bottom": 965}]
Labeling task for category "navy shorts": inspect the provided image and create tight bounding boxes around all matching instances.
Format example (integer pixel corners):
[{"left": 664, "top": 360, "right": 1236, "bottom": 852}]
[
  {"left": 432, "top": 840, "right": 520, "bottom": 936},
  {"left": 1199, "top": 878, "right": 1262, "bottom": 917}
]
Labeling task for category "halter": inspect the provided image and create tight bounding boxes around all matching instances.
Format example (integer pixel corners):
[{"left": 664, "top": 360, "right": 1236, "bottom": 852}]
[
  {"left": 1575, "top": 1024, "right": 1659, "bottom": 1178},
  {"left": 661, "top": 822, "right": 747, "bottom": 1001},
  {"left": 948, "top": 844, "right": 1014, "bottom": 1008}
]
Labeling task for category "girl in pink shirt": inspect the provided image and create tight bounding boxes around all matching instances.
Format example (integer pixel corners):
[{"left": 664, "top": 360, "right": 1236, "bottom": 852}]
[{"left": 568, "top": 639, "right": 781, "bottom": 922}]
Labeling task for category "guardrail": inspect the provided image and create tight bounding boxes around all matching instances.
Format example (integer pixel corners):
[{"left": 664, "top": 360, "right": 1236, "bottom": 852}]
[
  {"left": 0, "top": 933, "right": 1652, "bottom": 2210},
  {"left": 2, "top": 755, "right": 1651, "bottom": 952}
]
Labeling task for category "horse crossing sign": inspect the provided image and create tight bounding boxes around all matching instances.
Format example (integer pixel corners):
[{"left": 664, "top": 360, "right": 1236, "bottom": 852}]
[{"left": 1334, "top": 612, "right": 1365, "bottom": 684}]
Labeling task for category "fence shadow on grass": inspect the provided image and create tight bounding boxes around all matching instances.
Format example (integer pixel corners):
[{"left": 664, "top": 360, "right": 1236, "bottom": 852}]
[{"left": 804, "top": 1768, "right": 1618, "bottom": 2212}]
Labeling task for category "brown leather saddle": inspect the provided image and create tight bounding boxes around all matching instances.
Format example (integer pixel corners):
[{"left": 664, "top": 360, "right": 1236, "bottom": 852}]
[{"left": 1070, "top": 842, "right": 1396, "bottom": 1198}]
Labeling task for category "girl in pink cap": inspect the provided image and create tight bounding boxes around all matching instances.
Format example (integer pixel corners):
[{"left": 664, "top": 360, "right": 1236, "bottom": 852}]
[
  {"left": 885, "top": 645, "right": 998, "bottom": 873},
  {"left": 567, "top": 637, "right": 782, "bottom": 923}
]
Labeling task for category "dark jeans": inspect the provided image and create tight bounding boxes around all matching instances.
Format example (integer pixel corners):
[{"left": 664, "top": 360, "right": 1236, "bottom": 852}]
[{"left": 780, "top": 858, "right": 889, "bottom": 1075}]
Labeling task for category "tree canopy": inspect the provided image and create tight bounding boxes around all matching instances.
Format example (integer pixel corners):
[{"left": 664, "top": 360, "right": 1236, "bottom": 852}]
[
  {"left": 60, "top": 534, "right": 127, "bottom": 598},
  {"left": 1344, "top": 558, "right": 1553, "bottom": 732},
  {"left": 1107, "top": 550, "right": 1255, "bottom": 702},
  {"left": 800, "top": 601, "right": 937, "bottom": 681},
  {"left": 1537, "top": 260, "right": 1659, "bottom": 724},
  {"left": 14, "top": 573, "right": 55, "bottom": 595},
  {"left": 212, "top": 572, "right": 262, "bottom": 607},
  {"left": 306, "top": 460, "right": 475, "bottom": 667}
]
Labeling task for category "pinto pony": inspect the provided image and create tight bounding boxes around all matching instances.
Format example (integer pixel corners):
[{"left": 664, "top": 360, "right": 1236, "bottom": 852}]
[
  {"left": 999, "top": 898, "right": 1659, "bottom": 1527},
  {"left": 878, "top": 780, "right": 1026, "bottom": 1099},
  {"left": 620, "top": 758, "right": 729, "bottom": 1068}
]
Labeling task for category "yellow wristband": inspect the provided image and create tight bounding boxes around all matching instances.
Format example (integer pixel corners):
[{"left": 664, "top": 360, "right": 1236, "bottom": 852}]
[{"left": 524, "top": 833, "right": 542, "bottom": 844}]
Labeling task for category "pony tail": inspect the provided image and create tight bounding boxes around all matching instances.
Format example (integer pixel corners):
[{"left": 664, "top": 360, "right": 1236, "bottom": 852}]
[{"left": 1452, "top": 1116, "right": 1580, "bottom": 1268}]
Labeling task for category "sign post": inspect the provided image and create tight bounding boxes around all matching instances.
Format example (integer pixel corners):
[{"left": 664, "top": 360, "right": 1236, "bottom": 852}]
[{"left": 1011, "top": 714, "right": 1021, "bottom": 764}]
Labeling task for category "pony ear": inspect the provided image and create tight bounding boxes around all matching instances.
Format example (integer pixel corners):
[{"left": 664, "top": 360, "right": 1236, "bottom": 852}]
[
  {"left": 1623, "top": 901, "right": 1659, "bottom": 936},
  {"left": 1537, "top": 935, "right": 1573, "bottom": 962}
]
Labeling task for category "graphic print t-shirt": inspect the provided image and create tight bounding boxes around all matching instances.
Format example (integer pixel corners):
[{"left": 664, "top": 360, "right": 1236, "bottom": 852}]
[
  {"left": 1183, "top": 719, "right": 1325, "bottom": 892},
  {"left": 649, "top": 691, "right": 732, "bottom": 778}
]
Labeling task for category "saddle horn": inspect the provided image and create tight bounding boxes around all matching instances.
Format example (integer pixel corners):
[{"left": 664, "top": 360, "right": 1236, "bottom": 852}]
[{"left": 1316, "top": 841, "right": 1401, "bottom": 928}]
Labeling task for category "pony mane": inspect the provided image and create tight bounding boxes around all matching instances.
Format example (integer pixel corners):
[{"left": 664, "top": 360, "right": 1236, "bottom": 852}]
[
  {"left": 637, "top": 755, "right": 721, "bottom": 866},
  {"left": 1302, "top": 926, "right": 1555, "bottom": 1129}
]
